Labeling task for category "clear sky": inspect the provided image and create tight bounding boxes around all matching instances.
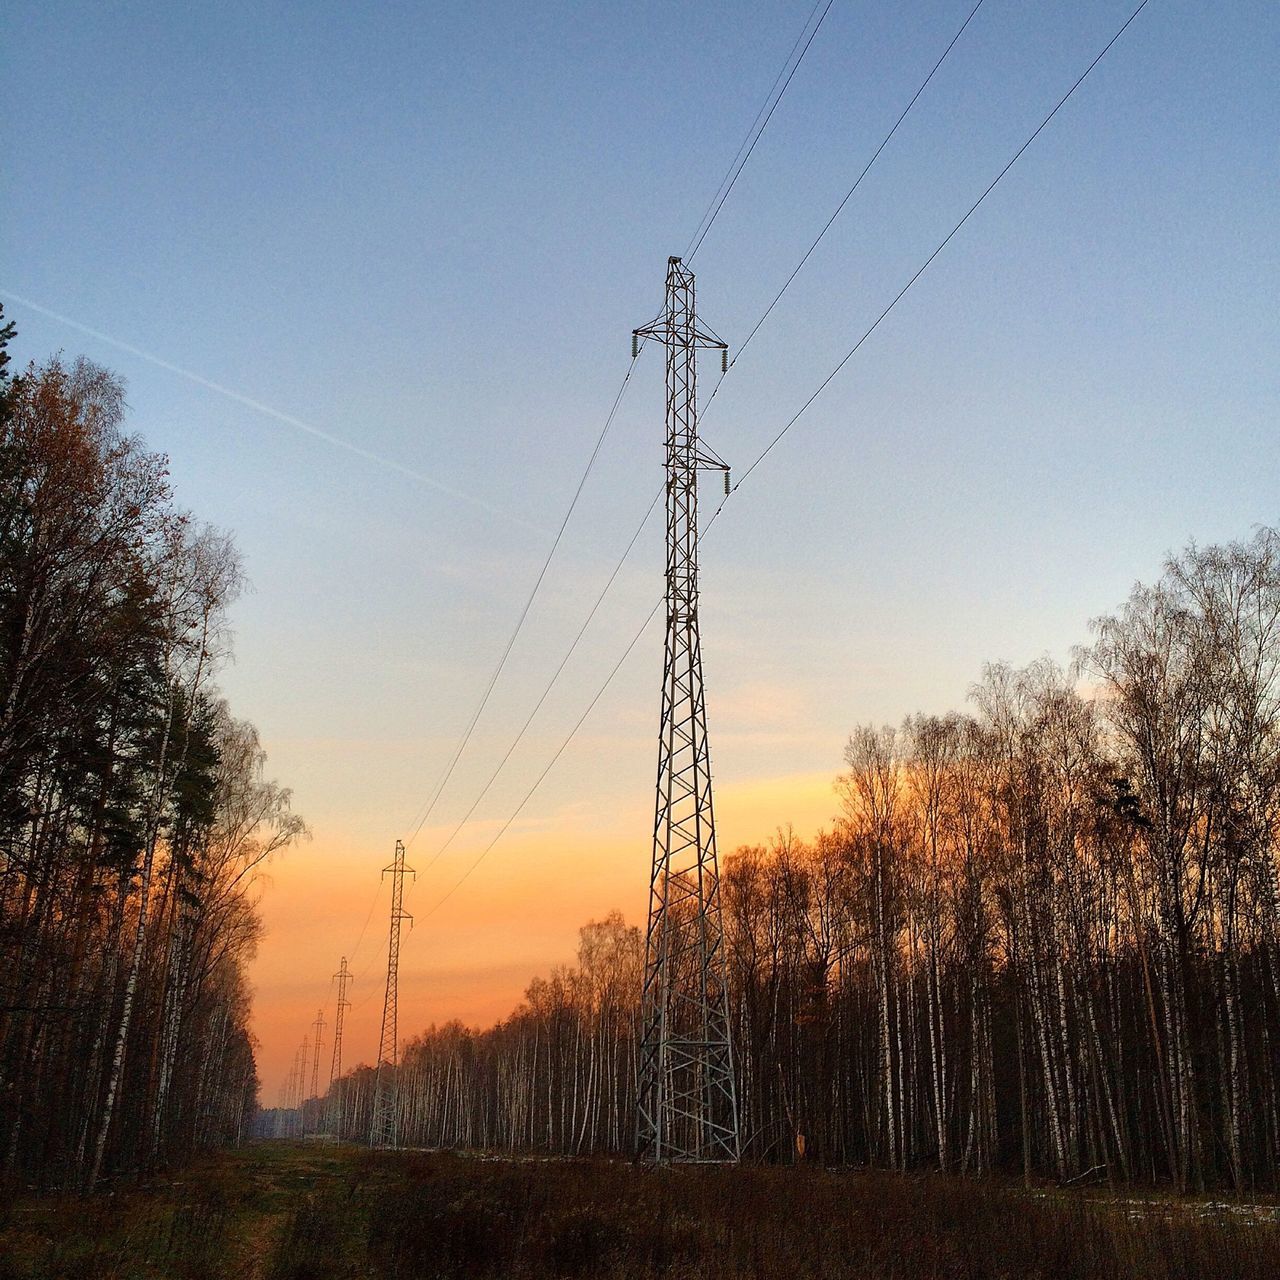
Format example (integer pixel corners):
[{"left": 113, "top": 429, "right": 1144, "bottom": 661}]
[{"left": 4, "top": 0, "right": 1277, "bottom": 1097}]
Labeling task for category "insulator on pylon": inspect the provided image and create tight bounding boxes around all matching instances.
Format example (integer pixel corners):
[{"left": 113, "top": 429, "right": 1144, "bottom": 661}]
[
  {"left": 632, "top": 334, "right": 639, "bottom": 358},
  {"left": 724, "top": 469, "right": 730, "bottom": 496},
  {"left": 721, "top": 348, "right": 728, "bottom": 373}
]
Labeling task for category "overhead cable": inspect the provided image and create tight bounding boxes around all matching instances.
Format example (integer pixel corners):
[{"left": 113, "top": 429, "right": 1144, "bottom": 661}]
[
  {"left": 686, "top": 0, "right": 839, "bottom": 262},
  {"left": 414, "top": 0, "right": 1154, "bottom": 917}
]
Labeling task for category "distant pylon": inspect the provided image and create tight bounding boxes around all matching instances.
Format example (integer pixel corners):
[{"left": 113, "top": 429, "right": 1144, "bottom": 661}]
[
  {"left": 632, "top": 257, "right": 740, "bottom": 1162},
  {"left": 327, "top": 956, "right": 352, "bottom": 1138},
  {"left": 291, "top": 1041, "right": 305, "bottom": 1107},
  {"left": 309, "top": 1007, "right": 326, "bottom": 1104},
  {"left": 371, "top": 839, "right": 414, "bottom": 1148},
  {"left": 292, "top": 1038, "right": 308, "bottom": 1137}
]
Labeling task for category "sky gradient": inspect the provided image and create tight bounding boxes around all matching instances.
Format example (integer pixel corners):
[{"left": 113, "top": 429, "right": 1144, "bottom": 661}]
[{"left": 4, "top": 0, "right": 1278, "bottom": 1096}]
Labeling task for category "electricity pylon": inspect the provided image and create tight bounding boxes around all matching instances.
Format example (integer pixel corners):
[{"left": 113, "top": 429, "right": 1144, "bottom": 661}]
[
  {"left": 327, "top": 956, "right": 352, "bottom": 1138},
  {"left": 632, "top": 256, "right": 740, "bottom": 1162},
  {"left": 309, "top": 1007, "right": 326, "bottom": 1107},
  {"left": 371, "top": 839, "right": 414, "bottom": 1148},
  {"left": 292, "top": 1038, "right": 308, "bottom": 1137}
]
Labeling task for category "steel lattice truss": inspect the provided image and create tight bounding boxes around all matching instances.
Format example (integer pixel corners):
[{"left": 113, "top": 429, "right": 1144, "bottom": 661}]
[
  {"left": 326, "top": 955, "right": 352, "bottom": 1137},
  {"left": 371, "top": 840, "right": 413, "bottom": 1148},
  {"left": 632, "top": 257, "right": 740, "bottom": 1162},
  {"left": 309, "top": 1007, "right": 326, "bottom": 1104}
]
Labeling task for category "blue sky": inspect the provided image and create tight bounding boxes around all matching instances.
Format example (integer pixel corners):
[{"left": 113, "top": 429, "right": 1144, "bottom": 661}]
[{"left": 4, "top": 0, "right": 1278, "bottom": 1083}]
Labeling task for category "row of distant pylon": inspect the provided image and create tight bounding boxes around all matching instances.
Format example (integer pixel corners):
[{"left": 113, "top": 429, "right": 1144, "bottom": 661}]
[{"left": 277, "top": 954, "right": 353, "bottom": 1138}]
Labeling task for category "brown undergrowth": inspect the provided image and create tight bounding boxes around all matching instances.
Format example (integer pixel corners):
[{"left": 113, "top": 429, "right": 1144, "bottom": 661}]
[{"left": 4, "top": 1142, "right": 1279, "bottom": 1279}]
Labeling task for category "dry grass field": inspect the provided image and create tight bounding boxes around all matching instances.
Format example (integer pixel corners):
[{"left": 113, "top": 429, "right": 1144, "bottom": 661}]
[{"left": 3, "top": 1142, "right": 1280, "bottom": 1280}]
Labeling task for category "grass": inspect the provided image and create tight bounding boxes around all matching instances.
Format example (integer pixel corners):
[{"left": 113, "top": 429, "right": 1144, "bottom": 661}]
[
  {"left": 3, "top": 1143, "right": 1279, "bottom": 1279},
  {"left": 0, "top": 1144, "right": 363, "bottom": 1280}
]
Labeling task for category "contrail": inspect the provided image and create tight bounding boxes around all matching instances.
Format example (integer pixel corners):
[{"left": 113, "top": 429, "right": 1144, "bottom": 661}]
[{"left": 0, "top": 288, "right": 545, "bottom": 533}]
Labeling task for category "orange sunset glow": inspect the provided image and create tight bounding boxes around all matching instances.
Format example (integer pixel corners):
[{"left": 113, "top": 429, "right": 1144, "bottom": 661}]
[{"left": 249, "top": 769, "right": 840, "bottom": 1092}]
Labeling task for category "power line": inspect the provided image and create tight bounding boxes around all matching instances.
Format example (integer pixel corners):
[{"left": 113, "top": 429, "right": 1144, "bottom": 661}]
[
  {"left": 410, "top": 0, "right": 1154, "bottom": 922},
  {"left": 344, "top": 0, "right": 994, "bottom": 1026},
  {"left": 399, "top": 3, "right": 842, "bottom": 850},
  {"left": 289, "top": 856, "right": 382, "bottom": 1087},
  {"left": 385, "top": 4, "right": 987, "bottom": 863},
  {"left": 416, "top": 595, "right": 665, "bottom": 927},
  {"left": 415, "top": 491, "right": 735, "bottom": 924},
  {"left": 345, "top": 873, "right": 386, "bottom": 968},
  {"left": 284, "top": 865, "right": 384, "bottom": 1074},
  {"left": 261, "top": 10, "right": 849, "bottom": 1090},
  {"left": 401, "top": 350, "right": 647, "bottom": 847},
  {"left": 705, "top": 0, "right": 987, "bottom": 409},
  {"left": 418, "top": 488, "right": 664, "bottom": 876},
  {"left": 735, "top": 0, "right": 1152, "bottom": 490},
  {"left": 686, "top": 0, "right": 837, "bottom": 263}
]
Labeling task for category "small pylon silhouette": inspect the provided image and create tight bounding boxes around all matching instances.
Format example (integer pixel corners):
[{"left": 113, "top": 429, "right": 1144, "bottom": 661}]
[
  {"left": 327, "top": 956, "right": 352, "bottom": 1138},
  {"left": 371, "top": 840, "right": 414, "bottom": 1148}
]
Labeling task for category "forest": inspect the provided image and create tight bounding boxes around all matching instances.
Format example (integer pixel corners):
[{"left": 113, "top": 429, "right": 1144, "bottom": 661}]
[
  {"left": 319, "top": 525, "right": 1280, "bottom": 1193},
  {"left": 0, "top": 314, "right": 304, "bottom": 1191}
]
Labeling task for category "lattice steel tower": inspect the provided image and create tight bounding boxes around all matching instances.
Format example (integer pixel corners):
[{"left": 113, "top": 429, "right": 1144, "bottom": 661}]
[
  {"left": 632, "top": 256, "right": 740, "bottom": 1162},
  {"left": 327, "top": 956, "right": 352, "bottom": 1137},
  {"left": 292, "top": 1038, "right": 308, "bottom": 1136},
  {"left": 309, "top": 1007, "right": 326, "bottom": 1102},
  {"left": 371, "top": 840, "right": 413, "bottom": 1148}
]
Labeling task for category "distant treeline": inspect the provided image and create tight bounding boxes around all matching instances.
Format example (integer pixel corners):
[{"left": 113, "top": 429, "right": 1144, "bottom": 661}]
[
  {"left": 317, "top": 525, "right": 1280, "bottom": 1191},
  {"left": 0, "top": 312, "right": 304, "bottom": 1190}
]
